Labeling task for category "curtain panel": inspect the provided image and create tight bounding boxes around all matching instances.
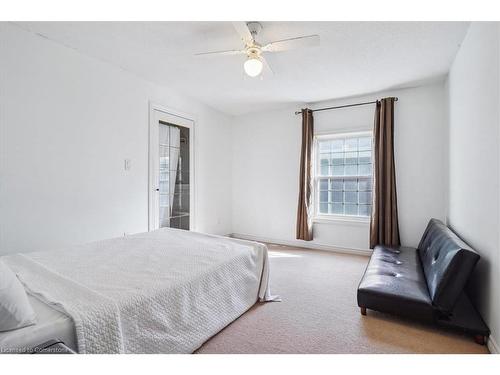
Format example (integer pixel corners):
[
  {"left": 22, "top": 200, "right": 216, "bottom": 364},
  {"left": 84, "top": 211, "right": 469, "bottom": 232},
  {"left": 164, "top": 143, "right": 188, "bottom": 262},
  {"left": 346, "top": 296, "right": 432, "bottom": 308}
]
[
  {"left": 296, "top": 109, "right": 314, "bottom": 241},
  {"left": 370, "top": 98, "right": 401, "bottom": 248}
]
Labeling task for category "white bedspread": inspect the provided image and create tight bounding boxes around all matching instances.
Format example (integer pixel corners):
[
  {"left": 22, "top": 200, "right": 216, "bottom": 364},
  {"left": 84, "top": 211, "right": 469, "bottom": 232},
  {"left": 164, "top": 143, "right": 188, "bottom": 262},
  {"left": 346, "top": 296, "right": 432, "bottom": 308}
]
[{"left": 3, "top": 228, "right": 277, "bottom": 354}]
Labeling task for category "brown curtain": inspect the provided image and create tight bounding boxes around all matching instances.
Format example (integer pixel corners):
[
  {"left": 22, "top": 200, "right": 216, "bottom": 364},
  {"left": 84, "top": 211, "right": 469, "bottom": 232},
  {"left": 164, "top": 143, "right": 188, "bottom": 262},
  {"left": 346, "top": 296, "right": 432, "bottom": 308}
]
[
  {"left": 370, "top": 98, "right": 400, "bottom": 248},
  {"left": 296, "top": 109, "right": 314, "bottom": 241}
]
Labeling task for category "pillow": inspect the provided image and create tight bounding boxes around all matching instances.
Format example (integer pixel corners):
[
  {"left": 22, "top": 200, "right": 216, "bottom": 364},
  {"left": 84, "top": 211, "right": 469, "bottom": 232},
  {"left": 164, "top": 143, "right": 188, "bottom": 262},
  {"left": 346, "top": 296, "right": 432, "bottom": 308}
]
[{"left": 0, "top": 260, "right": 36, "bottom": 331}]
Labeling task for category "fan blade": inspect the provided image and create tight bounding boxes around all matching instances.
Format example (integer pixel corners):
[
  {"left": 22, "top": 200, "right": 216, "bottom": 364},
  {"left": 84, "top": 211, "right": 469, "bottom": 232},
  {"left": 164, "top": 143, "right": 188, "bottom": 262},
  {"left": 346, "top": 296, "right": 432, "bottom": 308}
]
[
  {"left": 262, "top": 34, "right": 320, "bottom": 52},
  {"left": 261, "top": 56, "right": 274, "bottom": 76},
  {"left": 195, "top": 49, "right": 246, "bottom": 57},
  {"left": 232, "top": 21, "right": 254, "bottom": 45}
]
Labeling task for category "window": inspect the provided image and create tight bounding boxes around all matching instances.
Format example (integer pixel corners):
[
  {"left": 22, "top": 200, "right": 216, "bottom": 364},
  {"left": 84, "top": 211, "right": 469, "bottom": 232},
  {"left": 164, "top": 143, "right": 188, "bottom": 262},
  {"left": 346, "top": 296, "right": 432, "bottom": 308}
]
[{"left": 315, "top": 132, "right": 373, "bottom": 218}]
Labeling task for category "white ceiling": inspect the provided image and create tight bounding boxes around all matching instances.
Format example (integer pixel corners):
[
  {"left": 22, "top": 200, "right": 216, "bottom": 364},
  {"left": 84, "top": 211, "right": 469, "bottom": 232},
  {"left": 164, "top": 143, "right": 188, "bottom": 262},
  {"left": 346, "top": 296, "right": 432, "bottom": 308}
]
[{"left": 15, "top": 21, "right": 469, "bottom": 116}]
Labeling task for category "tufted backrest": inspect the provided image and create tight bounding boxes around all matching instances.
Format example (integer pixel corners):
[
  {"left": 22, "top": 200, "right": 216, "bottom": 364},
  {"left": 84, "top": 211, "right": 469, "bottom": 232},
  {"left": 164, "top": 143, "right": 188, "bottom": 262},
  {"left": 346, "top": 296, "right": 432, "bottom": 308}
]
[{"left": 418, "top": 219, "right": 479, "bottom": 313}]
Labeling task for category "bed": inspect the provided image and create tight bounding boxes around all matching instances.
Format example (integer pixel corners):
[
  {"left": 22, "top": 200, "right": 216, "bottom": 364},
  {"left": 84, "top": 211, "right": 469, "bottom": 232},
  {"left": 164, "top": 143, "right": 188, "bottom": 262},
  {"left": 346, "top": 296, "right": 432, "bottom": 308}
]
[{"left": 0, "top": 228, "right": 277, "bottom": 354}]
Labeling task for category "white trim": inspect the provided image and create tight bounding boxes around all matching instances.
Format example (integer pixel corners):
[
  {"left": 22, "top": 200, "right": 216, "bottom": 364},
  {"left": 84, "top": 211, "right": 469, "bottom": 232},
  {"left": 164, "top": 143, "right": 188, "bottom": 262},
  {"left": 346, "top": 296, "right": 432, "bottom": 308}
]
[
  {"left": 313, "top": 130, "right": 373, "bottom": 221},
  {"left": 315, "top": 127, "right": 372, "bottom": 137},
  {"left": 148, "top": 102, "right": 196, "bottom": 232},
  {"left": 149, "top": 101, "right": 198, "bottom": 124},
  {"left": 488, "top": 334, "right": 499, "bottom": 354},
  {"left": 230, "top": 233, "right": 372, "bottom": 257},
  {"left": 315, "top": 130, "right": 372, "bottom": 139},
  {"left": 314, "top": 215, "right": 370, "bottom": 225}
]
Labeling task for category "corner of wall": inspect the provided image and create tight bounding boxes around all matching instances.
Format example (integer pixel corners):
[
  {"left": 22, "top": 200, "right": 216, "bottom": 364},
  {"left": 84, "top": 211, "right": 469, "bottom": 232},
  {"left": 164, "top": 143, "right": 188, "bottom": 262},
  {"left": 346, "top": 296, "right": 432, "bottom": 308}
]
[{"left": 443, "top": 74, "right": 450, "bottom": 226}]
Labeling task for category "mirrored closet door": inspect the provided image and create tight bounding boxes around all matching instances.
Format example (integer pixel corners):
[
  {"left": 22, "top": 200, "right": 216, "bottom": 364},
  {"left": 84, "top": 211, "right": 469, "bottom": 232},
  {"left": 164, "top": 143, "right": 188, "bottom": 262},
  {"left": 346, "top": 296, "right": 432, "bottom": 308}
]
[
  {"left": 149, "top": 107, "right": 194, "bottom": 231},
  {"left": 158, "top": 122, "right": 190, "bottom": 229}
]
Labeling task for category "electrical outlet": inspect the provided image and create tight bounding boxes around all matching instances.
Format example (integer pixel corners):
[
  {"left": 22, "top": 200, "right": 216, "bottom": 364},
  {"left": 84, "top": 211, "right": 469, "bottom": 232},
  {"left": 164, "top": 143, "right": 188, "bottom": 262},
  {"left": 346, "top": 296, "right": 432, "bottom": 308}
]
[{"left": 124, "top": 159, "right": 131, "bottom": 171}]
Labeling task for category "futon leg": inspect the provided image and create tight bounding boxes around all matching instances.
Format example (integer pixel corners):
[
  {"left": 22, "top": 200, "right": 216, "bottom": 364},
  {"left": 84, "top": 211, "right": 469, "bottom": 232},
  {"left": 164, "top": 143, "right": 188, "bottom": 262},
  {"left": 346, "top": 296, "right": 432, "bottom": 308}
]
[
  {"left": 360, "top": 307, "right": 367, "bottom": 316},
  {"left": 474, "top": 335, "right": 486, "bottom": 345}
]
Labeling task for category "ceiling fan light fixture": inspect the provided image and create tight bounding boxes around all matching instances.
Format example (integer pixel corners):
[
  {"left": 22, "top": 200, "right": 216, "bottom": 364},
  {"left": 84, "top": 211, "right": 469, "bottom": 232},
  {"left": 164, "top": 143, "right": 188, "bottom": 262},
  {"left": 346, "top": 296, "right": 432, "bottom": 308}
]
[
  {"left": 195, "top": 22, "right": 320, "bottom": 78},
  {"left": 244, "top": 56, "right": 263, "bottom": 77}
]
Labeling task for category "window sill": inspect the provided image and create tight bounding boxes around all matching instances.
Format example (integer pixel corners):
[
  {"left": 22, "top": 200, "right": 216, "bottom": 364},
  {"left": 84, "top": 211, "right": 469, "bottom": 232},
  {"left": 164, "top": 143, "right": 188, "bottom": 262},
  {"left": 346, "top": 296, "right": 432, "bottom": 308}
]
[{"left": 313, "top": 215, "right": 370, "bottom": 225}]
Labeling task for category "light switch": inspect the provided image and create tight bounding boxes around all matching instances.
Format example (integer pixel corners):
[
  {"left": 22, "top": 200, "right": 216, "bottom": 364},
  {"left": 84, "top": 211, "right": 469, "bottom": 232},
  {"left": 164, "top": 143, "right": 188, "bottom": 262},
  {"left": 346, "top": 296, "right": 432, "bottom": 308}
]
[{"left": 124, "top": 159, "right": 131, "bottom": 171}]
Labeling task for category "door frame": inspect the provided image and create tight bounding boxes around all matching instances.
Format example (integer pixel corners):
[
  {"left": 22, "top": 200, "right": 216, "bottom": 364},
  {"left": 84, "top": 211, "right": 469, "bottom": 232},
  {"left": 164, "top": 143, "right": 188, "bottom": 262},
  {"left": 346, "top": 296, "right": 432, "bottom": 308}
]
[{"left": 148, "top": 102, "right": 196, "bottom": 231}]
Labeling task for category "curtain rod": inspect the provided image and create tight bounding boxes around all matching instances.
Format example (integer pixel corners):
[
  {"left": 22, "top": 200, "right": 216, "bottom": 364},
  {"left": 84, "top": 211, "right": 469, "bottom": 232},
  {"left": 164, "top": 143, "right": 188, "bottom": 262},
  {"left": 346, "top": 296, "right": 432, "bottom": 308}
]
[{"left": 294, "top": 97, "right": 398, "bottom": 115}]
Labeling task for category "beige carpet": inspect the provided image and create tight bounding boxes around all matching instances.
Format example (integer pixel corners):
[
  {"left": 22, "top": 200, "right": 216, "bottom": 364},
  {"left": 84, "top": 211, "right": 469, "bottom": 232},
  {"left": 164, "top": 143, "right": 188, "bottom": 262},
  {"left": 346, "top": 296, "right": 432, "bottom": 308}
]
[{"left": 197, "top": 244, "right": 489, "bottom": 354}]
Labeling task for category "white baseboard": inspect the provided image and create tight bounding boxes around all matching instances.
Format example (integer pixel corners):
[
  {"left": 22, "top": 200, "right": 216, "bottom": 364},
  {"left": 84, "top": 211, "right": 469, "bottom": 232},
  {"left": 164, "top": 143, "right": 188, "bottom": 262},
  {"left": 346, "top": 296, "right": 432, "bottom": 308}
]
[
  {"left": 488, "top": 334, "right": 499, "bottom": 354},
  {"left": 230, "top": 233, "right": 372, "bottom": 257}
]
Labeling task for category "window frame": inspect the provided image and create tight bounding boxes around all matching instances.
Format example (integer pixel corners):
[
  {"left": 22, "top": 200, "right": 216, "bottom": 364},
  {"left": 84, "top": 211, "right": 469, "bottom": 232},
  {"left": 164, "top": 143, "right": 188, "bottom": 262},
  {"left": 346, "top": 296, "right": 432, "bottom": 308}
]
[{"left": 313, "top": 130, "right": 373, "bottom": 224}]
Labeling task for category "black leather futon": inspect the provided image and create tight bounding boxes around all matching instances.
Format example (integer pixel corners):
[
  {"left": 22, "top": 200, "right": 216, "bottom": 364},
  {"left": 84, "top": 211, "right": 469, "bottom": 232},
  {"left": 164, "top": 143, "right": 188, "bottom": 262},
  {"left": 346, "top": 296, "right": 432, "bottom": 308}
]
[{"left": 357, "top": 218, "right": 490, "bottom": 344}]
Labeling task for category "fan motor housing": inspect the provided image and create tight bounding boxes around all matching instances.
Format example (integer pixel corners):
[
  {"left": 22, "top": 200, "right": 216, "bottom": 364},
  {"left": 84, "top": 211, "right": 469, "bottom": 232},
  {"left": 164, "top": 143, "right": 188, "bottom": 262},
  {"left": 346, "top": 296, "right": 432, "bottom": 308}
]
[{"left": 246, "top": 46, "right": 261, "bottom": 59}]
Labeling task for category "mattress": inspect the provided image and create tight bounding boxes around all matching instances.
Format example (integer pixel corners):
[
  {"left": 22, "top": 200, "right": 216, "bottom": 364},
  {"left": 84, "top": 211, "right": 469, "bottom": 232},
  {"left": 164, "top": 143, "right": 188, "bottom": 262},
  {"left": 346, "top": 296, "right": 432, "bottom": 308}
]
[{"left": 0, "top": 295, "right": 77, "bottom": 354}]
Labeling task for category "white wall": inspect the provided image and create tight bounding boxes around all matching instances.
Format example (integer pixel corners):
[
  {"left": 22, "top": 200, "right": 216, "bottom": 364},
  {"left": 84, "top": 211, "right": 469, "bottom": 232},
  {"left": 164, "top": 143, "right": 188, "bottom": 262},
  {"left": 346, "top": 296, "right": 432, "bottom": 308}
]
[
  {"left": 0, "top": 23, "right": 233, "bottom": 255},
  {"left": 447, "top": 22, "right": 500, "bottom": 350},
  {"left": 231, "top": 82, "right": 447, "bottom": 252}
]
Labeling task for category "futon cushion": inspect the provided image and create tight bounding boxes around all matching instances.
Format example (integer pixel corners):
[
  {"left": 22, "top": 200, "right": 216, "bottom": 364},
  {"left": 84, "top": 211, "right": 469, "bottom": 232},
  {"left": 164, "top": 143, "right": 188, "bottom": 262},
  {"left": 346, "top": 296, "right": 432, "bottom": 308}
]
[
  {"left": 418, "top": 219, "right": 479, "bottom": 313},
  {"left": 357, "top": 245, "right": 434, "bottom": 320}
]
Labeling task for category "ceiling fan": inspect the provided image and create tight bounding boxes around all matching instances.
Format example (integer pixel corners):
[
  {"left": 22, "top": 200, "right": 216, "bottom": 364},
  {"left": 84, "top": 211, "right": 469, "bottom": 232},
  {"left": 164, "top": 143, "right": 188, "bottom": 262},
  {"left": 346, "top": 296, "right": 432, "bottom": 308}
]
[{"left": 195, "top": 22, "right": 320, "bottom": 78}]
